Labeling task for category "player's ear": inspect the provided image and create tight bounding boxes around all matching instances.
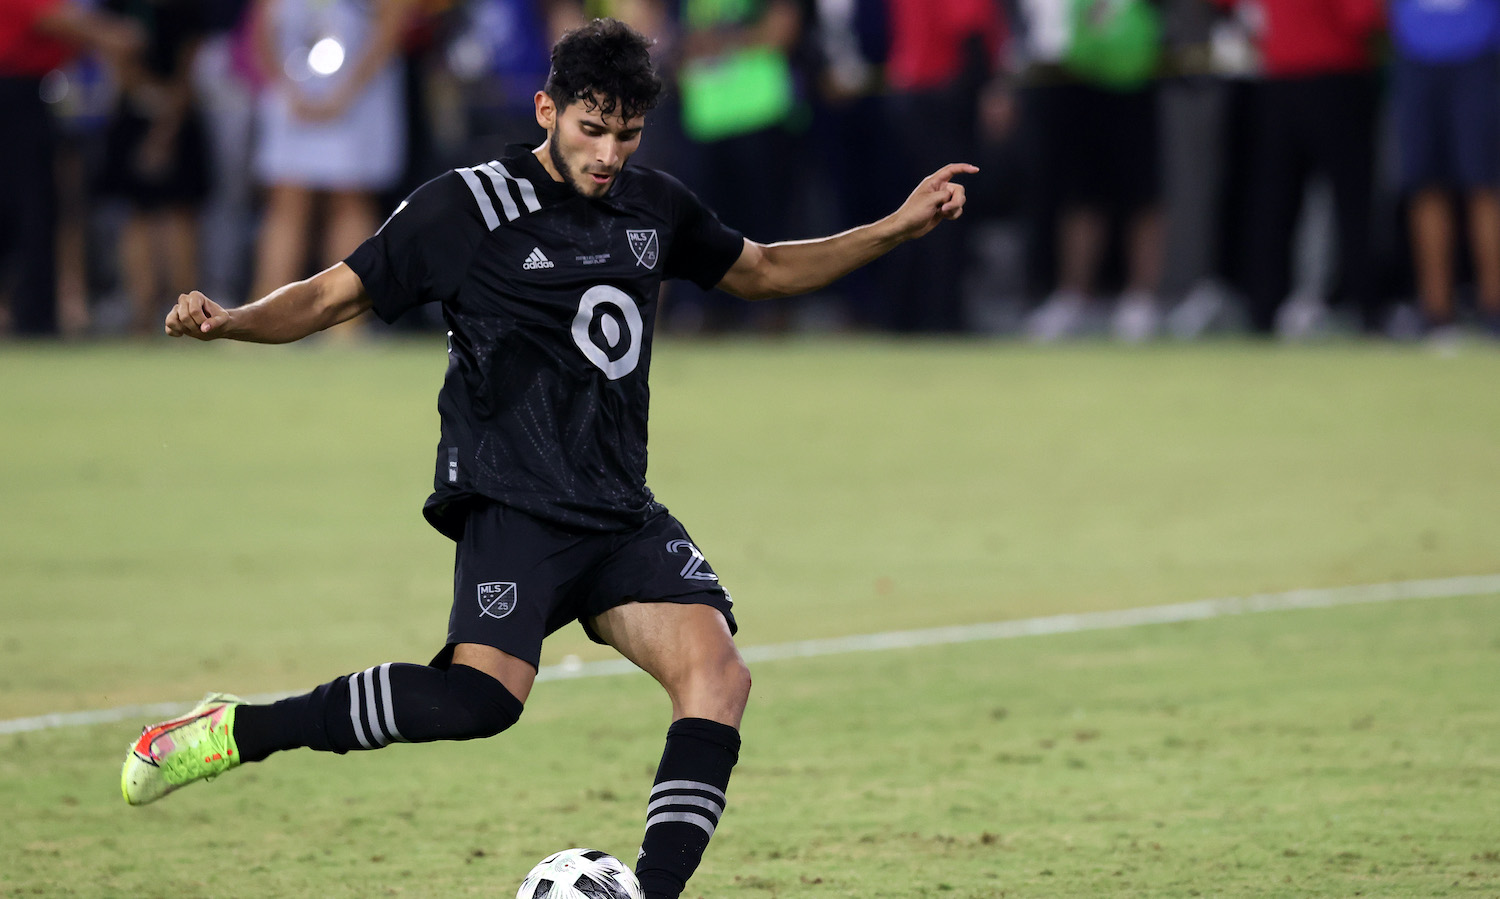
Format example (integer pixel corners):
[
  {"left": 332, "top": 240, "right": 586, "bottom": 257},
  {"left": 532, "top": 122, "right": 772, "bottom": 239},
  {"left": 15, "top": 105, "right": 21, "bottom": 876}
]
[{"left": 534, "top": 91, "right": 555, "bottom": 130}]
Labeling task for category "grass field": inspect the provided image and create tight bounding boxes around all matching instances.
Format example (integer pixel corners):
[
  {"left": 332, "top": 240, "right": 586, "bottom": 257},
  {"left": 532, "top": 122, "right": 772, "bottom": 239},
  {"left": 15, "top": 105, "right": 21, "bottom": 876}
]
[{"left": 2, "top": 338, "right": 1499, "bottom": 896}]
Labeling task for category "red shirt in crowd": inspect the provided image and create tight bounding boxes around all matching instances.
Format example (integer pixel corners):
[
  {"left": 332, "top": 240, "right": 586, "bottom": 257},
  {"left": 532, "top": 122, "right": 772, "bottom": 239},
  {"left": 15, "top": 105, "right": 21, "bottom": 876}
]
[
  {"left": 886, "top": 0, "right": 1006, "bottom": 92},
  {"left": 0, "top": 0, "right": 75, "bottom": 76},
  {"left": 1217, "top": 0, "right": 1385, "bottom": 77}
]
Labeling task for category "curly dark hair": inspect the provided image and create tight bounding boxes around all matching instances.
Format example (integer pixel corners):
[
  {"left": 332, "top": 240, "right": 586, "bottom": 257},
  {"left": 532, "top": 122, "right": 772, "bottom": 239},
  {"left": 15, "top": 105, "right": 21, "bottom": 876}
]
[{"left": 544, "top": 18, "right": 663, "bottom": 123}]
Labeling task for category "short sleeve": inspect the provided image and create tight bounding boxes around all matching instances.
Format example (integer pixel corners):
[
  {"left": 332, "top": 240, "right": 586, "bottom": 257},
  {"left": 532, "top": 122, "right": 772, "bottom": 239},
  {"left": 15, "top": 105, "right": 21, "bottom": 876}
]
[
  {"left": 344, "top": 172, "right": 487, "bottom": 324},
  {"left": 659, "top": 174, "right": 745, "bottom": 290}
]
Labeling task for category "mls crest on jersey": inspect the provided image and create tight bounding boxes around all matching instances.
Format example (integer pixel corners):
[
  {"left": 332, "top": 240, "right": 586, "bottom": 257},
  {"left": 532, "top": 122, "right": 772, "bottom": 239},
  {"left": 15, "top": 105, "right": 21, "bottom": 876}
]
[
  {"left": 627, "top": 229, "right": 659, "bottom": 268},
  {"left": 477, "top": 582, "right": 517, "bottom": 618}
]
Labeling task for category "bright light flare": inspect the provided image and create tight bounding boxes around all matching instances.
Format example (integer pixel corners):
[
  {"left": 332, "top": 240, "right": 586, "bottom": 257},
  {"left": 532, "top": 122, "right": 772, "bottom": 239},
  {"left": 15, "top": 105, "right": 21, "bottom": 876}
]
[{"left": 308, "top": 37, "right": 346, "bottom": 76}]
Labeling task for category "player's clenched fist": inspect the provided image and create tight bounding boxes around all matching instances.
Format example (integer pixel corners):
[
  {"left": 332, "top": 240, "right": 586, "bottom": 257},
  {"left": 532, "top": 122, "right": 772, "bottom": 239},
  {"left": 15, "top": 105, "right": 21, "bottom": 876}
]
[{"left": 165, "top": 291, "right": 231, "bottom": 339}]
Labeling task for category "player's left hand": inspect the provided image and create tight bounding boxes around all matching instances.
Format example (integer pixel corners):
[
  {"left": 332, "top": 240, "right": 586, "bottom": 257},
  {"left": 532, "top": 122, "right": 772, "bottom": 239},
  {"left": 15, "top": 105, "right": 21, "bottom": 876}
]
[{"left": 893, "top": 163, "right": 979, "bottom": 241}]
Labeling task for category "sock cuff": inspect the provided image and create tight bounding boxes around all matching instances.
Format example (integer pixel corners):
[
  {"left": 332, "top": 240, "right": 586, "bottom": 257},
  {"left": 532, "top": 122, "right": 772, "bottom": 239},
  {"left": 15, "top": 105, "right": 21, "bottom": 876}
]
[
  {"left": 664, "top": 717, "right": 741, "bottom": 755},
  {"left": 446, "top": 662, "right": 525, "bottom": 721}
]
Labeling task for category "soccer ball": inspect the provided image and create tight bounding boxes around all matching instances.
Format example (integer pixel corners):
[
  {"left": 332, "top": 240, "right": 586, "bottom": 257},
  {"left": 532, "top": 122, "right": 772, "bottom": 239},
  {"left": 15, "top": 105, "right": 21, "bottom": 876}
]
[{"left": 516, "top": 848, "right": 643, "bottom": 899}]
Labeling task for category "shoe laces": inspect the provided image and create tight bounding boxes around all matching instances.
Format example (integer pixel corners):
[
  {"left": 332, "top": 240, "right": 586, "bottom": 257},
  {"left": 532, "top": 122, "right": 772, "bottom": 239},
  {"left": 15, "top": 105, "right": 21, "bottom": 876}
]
[{"left": 159, "top": 711, "right": 236, "bottom": 782}]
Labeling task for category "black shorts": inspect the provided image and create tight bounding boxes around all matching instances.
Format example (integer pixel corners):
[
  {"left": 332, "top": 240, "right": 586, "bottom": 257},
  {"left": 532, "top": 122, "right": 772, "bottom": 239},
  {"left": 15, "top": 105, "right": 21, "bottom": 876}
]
[{"left": 435, "top": 501, "right": 736, "bottom": 669}]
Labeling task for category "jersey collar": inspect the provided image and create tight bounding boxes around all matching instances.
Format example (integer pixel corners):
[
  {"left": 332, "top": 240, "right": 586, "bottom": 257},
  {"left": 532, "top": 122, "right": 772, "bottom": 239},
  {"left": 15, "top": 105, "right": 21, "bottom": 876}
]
[{"left": 504, "top": 143, "right": 631, "bottom": 212}]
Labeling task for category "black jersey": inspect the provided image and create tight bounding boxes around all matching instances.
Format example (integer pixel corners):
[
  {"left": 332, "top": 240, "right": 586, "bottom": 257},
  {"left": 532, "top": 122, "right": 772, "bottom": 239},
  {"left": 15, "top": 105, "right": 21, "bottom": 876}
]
[{"left": 345, "top": 145, "right": 745, "bottom": 537}]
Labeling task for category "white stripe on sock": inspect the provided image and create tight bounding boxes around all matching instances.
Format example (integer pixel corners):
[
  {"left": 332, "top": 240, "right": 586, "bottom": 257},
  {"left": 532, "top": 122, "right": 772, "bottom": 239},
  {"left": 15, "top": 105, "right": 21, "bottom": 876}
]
[
  {"left": 348, "top": 673, "right": 372, "bottom": 750},
  {"left": 362, "top": 667, "right": 387, "bottom": 747},
  {"left": 647, "top": 794, "right": 724, "bottom": 819},
  {"left": 645, "top": 811, "right": 717, "bottom": 838},
  {"left": 378, "top": 663, "right": 405, "bottom": 743},
  {"left": 651, "top": 779, "right": 726, "bottom": 802}
]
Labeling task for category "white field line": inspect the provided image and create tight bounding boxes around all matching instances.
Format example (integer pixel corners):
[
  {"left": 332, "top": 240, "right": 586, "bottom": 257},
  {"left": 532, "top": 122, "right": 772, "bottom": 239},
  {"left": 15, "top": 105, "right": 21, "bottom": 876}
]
[{"left": 4, "top": 573, "right": 1498, "bottom": 737}]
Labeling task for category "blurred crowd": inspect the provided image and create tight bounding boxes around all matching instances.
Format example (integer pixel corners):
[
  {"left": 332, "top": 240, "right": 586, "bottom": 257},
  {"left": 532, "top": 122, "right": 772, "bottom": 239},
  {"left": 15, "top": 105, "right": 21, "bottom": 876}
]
[{"left": 5, "top": 0, "right": 1500, "bottom": 341}]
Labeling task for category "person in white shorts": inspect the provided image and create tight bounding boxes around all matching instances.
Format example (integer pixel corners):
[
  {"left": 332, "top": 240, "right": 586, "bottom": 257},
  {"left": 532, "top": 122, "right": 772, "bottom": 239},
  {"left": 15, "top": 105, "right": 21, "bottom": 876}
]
[{"left": 248, "top": 0, "right": 408, "bottom": 317}]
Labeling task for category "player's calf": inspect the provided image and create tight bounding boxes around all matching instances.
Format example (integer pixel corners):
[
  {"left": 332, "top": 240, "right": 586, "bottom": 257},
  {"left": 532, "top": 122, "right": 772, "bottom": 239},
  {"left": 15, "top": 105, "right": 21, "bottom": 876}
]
[
  {"left": 637, "top": 646, "right": 749, "bottom": 899},
  {"left": 232, "top": 662, "right": 523, "bottom": 761},
  {"left": 636, "top": 717, "right": 741, "bottom": 899},
  {"left": 122, "top": 663, "right": 524, "bottom": 806}
]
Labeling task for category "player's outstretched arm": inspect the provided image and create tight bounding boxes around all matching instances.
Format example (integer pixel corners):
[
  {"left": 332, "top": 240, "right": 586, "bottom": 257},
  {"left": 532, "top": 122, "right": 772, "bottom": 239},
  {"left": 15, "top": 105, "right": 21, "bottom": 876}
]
[
  {"left": 165, "top": 263, "right": 372, "bottom": 344},
  {"left": 715, "top": 163, "right": 978, "bottom": 301}
]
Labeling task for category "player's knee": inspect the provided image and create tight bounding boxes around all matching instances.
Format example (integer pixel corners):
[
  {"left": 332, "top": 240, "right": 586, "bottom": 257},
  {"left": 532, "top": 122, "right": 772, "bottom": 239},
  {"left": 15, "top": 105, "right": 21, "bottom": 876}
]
[
  {"left": 688, "top": 653, "right": 752, "bottom": 717},
  {"left": 723, "top": 656, "right": 752, "bottom": 708},
  {"left": 444, "top": 663, "right": 525, "bottom": 740}
]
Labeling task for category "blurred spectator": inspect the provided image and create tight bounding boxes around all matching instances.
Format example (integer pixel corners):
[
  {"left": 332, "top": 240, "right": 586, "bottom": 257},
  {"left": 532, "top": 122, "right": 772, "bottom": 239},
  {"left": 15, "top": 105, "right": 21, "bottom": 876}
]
[
  {"left": 0, "top": 0, "right": 141, "bottom": 336},
  {"left": 50, "top": 55, "right": 109, "bottom": 337},
  {"left": 668, "top": 0, "right": 806, "bottom": 332},
  {"left": 441, "top": 0, "right": 582, "bottom": 165},
  {"left": 1019, "top": 0, "right": 1165, "bottom": 342},
  {"left": 1390, "top": 0, "right": 1500, "bottom": 337},
  {"left": 804, "top": 0, "right": 895, "bottom": 328},
  {"left": 881, "top": 0, "right": 1004, "bottom": 332},
  {"left": 192, "top": 0, "right": 258, "bottom": 309},
  {"left": 94, "top": 0, "right": 212, "bottom": 336},
  {"left": 584, "top": 0, "right": 681, "bottom": 172},
  {"left": 1219, "top": 0, "right": 1385, "bottom": 335},
  {"left": 1152, "top": 0, "right": 1239, "bottom": 338},
  {"left": 248, "top": 0, "right": 411, "bottom": 323}
]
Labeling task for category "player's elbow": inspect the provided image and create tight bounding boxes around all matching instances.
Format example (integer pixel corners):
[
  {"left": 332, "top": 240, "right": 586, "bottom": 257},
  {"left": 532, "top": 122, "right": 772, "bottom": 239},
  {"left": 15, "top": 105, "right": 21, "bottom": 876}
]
[
  {"left": 308, "top": 265, "right": 371, "bottom": 331},
  {"left": 720, "top": 274, "right": 782, "bottom": 302},
  {"left": 313, "top": 289, "right": 366, "bottom": 330},
  {"left": 743, "top": 263, "right": 804, "bottom": 301},
  {"left": 719, "top": 243, "right": 807, "bottom": 300},
  {"left": 742, "top": 281, "right": 790, "bottom": 302}
]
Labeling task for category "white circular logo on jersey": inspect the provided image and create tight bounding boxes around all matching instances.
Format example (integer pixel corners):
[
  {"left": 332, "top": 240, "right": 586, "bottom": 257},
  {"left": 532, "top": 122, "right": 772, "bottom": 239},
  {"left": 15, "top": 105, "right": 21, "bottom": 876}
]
[{"left": 572, "top": 285, "right": 643, "bottom": 380}]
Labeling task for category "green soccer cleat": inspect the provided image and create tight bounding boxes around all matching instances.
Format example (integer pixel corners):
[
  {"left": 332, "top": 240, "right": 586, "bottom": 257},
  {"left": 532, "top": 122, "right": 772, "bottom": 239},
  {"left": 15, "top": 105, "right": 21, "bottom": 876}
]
[{"left": 122, "top": 692, "right": 245, "bottom": 806}]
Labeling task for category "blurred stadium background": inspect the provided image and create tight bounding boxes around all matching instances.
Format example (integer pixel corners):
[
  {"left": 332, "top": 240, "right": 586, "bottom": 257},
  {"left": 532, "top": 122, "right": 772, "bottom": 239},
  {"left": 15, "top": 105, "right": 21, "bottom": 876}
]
[{"left": 7, "top": 0, "right": 1500, "bottom": 342}]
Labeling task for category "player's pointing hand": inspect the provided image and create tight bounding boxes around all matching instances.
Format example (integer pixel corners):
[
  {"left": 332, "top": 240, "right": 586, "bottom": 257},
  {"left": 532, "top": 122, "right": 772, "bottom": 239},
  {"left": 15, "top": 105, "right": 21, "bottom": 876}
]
[
  {"left": 165, "top": 291, "right": 231, "bottom": 339},
  {"left": 892, "top": 163, "right": 980, "bottom": 242}
]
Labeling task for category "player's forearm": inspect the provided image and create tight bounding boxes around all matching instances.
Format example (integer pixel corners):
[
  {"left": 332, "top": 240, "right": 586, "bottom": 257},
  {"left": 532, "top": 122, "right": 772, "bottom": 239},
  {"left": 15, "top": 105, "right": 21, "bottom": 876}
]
[
  {"left": 752, "top": 216, "right": 906, "bottom": 300},
  {"left": 219, "top": 279, "right": 358, "bottom": 343}
]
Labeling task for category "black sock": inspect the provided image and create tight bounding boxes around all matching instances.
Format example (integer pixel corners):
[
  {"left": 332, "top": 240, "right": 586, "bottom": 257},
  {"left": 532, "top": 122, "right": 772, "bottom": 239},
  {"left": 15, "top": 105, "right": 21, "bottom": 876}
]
[
  {"left": 636, "top": 718, "right": 740, "bottom": 899},
  {"left": 234, "top": 662, "right": 523, "bottom": 763}
]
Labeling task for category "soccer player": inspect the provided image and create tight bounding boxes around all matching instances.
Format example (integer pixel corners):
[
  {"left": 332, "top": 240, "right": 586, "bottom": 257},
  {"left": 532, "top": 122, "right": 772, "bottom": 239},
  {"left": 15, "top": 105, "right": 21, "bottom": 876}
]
[{"left": 125, "top": 18, "right": 973, "bottom": 899}]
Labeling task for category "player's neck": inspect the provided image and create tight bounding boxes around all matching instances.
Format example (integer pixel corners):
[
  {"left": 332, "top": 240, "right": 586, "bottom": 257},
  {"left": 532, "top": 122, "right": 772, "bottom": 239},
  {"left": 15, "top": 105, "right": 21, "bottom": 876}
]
[{"left": 533, "top": 142, "right": 565, "bottom": 184}]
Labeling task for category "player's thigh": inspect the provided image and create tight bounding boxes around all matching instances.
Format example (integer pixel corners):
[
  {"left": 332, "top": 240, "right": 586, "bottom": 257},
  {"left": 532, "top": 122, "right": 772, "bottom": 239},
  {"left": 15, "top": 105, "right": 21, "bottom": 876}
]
[
  {"left": 590, "top": 600, "right": 737, "bottom": 685},
  {"left": 590, "top": 601, "right": 749, "bottom": 727},
  {"left": 580, "top": 512, "right": 738, "bottom": 647},
  {"left": 584, "top": 513, "right": 747, "bottom": 721}
]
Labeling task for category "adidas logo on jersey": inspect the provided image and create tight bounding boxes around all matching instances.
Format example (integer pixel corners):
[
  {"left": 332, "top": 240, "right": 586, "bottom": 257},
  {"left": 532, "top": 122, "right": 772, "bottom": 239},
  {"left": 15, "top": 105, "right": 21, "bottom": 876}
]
[{"left": 522, "top": 248, "right": 554, "bottom": 270}]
